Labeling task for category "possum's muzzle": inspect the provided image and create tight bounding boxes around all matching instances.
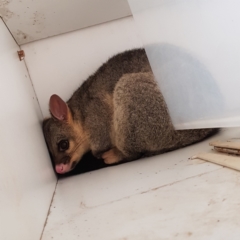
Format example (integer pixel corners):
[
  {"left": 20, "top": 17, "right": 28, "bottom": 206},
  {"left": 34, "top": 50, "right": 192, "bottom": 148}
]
[
  {"left": 55, "top": 163, "right": 72, "bottom": 174},
  {"left": 55, "top": 159, "right": 78, "bottom": 174}
]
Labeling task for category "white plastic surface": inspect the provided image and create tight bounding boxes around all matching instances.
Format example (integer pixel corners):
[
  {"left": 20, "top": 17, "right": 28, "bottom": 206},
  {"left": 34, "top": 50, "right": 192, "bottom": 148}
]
[
  {"left": 21, "top": 17, "right": 143, "bottom": 118},
  {"left": 128, "top": 0, "right": 240, "bottom": 129},
  {"left": 42, "top": 128, "right": 240, "bottom": 240},
  {"left": 1, "top": 0, "right": 131, "bottom": 45},
  {"left": 0, "top": 19, "right": 56, "bottom": 240}
]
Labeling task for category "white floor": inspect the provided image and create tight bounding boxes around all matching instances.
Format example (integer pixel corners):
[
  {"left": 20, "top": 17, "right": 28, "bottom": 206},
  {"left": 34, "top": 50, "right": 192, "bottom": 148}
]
[{"left": 41, "top": 128, "right": 240, "bottom": 240}]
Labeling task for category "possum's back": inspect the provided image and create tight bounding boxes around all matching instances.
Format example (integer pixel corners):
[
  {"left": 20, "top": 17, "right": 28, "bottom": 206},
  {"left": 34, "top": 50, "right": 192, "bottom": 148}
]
[{"left": 68, "top": 49, "right": 152, "bottom": 106}]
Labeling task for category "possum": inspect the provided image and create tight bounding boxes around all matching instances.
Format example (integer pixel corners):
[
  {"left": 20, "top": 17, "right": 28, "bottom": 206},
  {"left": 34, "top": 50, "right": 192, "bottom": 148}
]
[{"left": 43, "top": 49, "right": 218, "bottom": 174}]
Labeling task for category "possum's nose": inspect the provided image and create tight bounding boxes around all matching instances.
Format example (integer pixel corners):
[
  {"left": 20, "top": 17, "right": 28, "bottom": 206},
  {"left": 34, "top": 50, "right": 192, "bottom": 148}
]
[{"left": 55, "top": 163, "right": 71, "bottom": 174}]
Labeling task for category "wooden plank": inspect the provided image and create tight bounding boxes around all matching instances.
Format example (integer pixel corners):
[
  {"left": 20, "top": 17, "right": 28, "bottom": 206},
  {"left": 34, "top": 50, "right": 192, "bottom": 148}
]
[
  {"left": 192, "top": 152, "right": 240, "bottom": 171},
  {"left": 209, "top": 141, "right": 240, "bottom": 150}
]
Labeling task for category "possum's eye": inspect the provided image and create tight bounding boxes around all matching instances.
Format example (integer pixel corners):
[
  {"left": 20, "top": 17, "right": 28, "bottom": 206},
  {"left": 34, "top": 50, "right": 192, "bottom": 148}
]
[{"left": 58, "top": 140, "right": 69, "bottom": 152}]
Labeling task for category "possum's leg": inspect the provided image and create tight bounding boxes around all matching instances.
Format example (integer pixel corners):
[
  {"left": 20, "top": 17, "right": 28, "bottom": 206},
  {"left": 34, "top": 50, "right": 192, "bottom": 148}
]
[
  {"left": 104, "top": 72, "right": 218, "bottom": 164},
  {"left": 102, "top": 147, "right": 141, "bottom": 164},
  {"left": 102, "top": 147, "right": 122, "bottom": 164},
  {"left": 111, "top": 72, "right": 174, "bottom": 163}
]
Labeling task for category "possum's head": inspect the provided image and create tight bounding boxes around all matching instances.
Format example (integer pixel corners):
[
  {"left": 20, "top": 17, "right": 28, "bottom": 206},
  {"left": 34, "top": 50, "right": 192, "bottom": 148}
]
[{"left": 43, "top": 95, "right": 90, "bottom": 174}]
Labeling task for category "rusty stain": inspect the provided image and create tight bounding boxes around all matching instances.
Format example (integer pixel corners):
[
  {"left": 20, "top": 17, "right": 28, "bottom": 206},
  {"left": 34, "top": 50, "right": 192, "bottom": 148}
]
[
  {"left": 17, "top": 50, "right": 25, "bottom": 61},
  {"left": 0, "top": 0, "right": 14, "bottom": 21},
  {"left": 14, "top": 30, "right": 33, "bottom": 44}
]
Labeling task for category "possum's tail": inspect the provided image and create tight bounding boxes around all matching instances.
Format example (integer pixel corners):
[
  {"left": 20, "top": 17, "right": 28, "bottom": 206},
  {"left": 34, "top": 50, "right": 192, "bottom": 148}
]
[
  {"left": 144, "top": 128, "right": 220, "bottom": 157},
  {"left": 175, "top": 128, "right": 220, "bottom": 148}
]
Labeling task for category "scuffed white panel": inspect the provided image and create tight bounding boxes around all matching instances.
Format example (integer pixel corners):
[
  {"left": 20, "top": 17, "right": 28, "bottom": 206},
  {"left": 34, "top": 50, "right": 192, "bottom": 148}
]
[
  {"left": 0, "top": 0, "right": 132, "bottom": 45},
  {"left": 42, "top": 128, "right": 240, "bottom": 240},
  {"left": 0, "top": 19, "right": 56, "bottom": 240},
  {"left": 128, "top": 0, "right": 240, "bottom": 129},
  {"left": 21, "top": 17, "right": 143, "bottom": 118}
]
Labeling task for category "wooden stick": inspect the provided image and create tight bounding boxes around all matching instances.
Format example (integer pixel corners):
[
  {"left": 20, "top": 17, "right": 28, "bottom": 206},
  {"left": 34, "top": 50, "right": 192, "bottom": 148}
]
[
  {"left": 209, "top": 141, "right": 240, "bottom": 150},
  {"left": 191, "top": 152, "right": 240, "bottom": 171},
  {"left": 214, "top": 146, "right": 240, "bottom": 155}
]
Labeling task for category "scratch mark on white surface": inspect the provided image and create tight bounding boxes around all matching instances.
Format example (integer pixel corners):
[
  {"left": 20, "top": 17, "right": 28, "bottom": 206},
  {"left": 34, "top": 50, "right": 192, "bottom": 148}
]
[
  {"left": 78, "top": 168, "right": 223, "bottom": 210},
  {"left": 40, "top": 180, "right": 58, "bottom": 240}
]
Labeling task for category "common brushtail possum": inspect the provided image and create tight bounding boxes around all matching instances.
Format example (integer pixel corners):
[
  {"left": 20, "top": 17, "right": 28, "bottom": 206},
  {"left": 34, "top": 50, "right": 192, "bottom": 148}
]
[{"left": 43, "top": 49, "right": 218, "bottom": 174}]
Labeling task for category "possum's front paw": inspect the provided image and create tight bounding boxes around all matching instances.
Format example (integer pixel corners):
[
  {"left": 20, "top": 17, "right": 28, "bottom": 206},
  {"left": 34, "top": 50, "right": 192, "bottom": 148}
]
[{"left": 102, "top": 148, "right": 122, "bottom": 164}]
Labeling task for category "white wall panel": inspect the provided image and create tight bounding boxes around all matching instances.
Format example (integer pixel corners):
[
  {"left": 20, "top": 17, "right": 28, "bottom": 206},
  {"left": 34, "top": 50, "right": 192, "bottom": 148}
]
[
  {"left": 0, "top": 19, "right": 56, "bottom": 240},
  {"left": 21, "top": 17, "right": 143, "bottom": 118},
  {"left": 0, "top": 0, "right": 131, "bottom": 45},
  {"left": 128, "top": 0, "right": 240, "bottom": 129}
]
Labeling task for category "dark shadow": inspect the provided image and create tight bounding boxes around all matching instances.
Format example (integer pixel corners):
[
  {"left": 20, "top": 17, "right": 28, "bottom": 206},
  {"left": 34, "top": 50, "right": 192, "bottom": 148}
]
[{"left": 57, "top": 151, "right": 108, "bottom": 178}]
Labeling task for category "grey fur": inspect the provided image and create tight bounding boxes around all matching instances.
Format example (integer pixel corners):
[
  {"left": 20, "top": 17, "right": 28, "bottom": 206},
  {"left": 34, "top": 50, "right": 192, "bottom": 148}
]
[{"left": 43, "top": 49, "right": 218, "bottom": 172}]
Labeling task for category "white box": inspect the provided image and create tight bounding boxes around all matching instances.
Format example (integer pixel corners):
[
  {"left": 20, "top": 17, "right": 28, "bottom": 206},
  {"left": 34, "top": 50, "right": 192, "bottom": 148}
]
[{"left": 1, "top": 4, "right": 240, "bottom": 239}]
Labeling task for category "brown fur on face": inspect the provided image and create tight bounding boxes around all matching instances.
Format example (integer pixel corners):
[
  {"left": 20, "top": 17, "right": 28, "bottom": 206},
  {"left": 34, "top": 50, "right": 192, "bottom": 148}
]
[
  {"left": 43, "top": 49, "right": 218, "bottom": 174},
  {"left": 43, "top": 95, "right": 90, "bottom": 174},
  {"left": 43, "top": 116, "right": 90, "bottom": 169}
]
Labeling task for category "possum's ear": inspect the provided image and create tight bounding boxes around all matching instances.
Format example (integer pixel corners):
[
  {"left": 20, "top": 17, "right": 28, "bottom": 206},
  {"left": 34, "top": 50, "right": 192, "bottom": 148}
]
[{"left": 49, "top": 94, "right": 70, "bottom": 121}]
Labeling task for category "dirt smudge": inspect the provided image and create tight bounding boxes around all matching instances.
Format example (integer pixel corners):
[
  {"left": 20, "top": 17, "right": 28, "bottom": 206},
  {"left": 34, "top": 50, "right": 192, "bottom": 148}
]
[
  {"left": 0, "top": 0, "right": 14, "bottom": 21},
  {"left": 14, "top": 29, "right": 33, "bottom": 44}
]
